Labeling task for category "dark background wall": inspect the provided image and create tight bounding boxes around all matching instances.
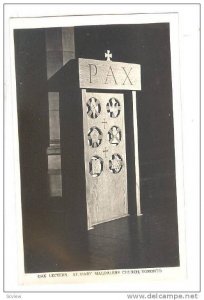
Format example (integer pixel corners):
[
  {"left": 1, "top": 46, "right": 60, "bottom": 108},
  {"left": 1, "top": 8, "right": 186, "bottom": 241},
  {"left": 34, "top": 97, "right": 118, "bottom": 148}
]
[
  {"left": 14, "top": 29, "right": 49, "bottom": 214},
  {"left": 14, "top": 23, "right": 177, "bottom": 228}
]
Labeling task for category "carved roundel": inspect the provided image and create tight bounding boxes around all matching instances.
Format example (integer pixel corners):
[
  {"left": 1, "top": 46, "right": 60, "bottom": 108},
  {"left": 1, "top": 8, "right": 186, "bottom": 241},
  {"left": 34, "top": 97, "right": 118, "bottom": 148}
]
[
  {"left": 87, "top": 97, "right": 101, "bottom": 119},
  {"left": 88, "top": 126, "right": 103, "bottom": 148},
  {"left": 89, "top": 156, "right": 103, "bottom": 177},
  {"left": 106, "top": 98, "right": 121, "bottom": 118},
  {"left": 109, "top": 154, "right": 123, "bottom": 174},
  {"left": 108, "top": 126, "right": 122, "bottom": 146}
]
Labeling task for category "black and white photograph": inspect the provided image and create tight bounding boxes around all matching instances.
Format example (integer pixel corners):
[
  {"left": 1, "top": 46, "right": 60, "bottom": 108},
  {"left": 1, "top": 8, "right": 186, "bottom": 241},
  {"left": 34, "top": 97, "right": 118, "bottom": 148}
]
[
  {"left": 4, "top": 5, "right": 200, "bottom": 290},
  {"left": 13, "top": 20, "right": 180, "bottom": 275}
]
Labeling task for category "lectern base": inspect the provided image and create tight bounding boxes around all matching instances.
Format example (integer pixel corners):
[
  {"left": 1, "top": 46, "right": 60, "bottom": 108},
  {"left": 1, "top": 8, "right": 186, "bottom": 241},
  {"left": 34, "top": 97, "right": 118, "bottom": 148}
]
[{"left": 88, "top": 213, "right": 130, "bottom": 230}]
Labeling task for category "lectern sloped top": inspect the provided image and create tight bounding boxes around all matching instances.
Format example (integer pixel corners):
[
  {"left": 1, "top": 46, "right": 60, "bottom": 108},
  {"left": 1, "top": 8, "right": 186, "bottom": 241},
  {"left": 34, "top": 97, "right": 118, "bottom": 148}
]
[{"left": 48, "top": 57, "right": 141, "bottom": 92}]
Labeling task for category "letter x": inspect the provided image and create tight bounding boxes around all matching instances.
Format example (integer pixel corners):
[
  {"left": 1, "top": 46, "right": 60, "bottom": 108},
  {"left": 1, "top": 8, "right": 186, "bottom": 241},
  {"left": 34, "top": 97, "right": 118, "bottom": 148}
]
[{"left": 122, "top": 67, "right": 133, "bottom": 85}]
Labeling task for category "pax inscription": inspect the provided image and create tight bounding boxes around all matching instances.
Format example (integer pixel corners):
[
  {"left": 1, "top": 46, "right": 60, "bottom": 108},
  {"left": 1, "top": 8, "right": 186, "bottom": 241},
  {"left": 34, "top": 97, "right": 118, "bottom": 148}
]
[{"left": 79, "top": 58, "right": 141, "bottom": 91}]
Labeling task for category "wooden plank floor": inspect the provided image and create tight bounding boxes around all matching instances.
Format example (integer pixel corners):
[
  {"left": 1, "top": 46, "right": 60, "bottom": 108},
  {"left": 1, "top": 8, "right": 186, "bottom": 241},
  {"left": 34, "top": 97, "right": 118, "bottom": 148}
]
[{"left": 23, "top": 210, "right": 179, "bottom": 273}]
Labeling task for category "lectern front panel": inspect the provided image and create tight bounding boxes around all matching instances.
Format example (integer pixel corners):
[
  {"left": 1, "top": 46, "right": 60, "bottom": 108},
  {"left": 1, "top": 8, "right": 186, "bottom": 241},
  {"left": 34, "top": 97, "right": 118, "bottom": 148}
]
[{"left": 82, "top": 92, "right": 128, "bottom": 229}]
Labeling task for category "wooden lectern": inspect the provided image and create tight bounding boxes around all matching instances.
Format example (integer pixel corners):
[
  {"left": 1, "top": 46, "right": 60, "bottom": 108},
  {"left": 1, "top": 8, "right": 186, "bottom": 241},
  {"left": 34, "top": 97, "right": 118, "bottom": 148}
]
[{"left": 48, "top": 51, "right": 142, "bottom": 231}]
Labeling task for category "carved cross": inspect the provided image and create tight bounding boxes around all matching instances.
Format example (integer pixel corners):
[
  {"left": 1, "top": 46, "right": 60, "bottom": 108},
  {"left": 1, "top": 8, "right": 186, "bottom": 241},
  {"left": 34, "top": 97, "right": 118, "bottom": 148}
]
[
  {"left": 103, "top": 147, "right": 108, "bottom": 158},
  {"left": 105, "top": 50, "right": 112, "bottom": 61},
  {"left": 102, "top": 118, "right": 107, "bottom": 129}
]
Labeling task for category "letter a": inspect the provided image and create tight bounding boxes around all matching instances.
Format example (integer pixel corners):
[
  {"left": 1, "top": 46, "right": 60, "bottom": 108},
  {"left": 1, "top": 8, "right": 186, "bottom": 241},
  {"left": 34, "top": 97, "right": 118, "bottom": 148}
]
[{"left": 104, "top": 66, "right": 117, "bottom": 85}]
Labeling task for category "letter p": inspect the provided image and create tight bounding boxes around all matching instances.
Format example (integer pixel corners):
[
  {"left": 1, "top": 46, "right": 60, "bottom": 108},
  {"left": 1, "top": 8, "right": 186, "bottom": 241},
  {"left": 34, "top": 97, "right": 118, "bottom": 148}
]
[{"left": 89, "top": 64, "right": 97, "bottom": 83}]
